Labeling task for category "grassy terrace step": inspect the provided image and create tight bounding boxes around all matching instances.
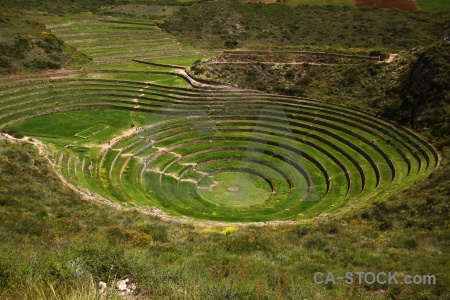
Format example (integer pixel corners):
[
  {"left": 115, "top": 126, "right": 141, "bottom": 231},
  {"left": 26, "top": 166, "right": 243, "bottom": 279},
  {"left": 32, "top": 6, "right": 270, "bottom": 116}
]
[
  {"left": 0, "top": 77, "right": 432, "bottom": 173},
  {"left": 85, "top": 45, "right": 181, "bottom": 57},
  {"left": 75, "top": 40, "right": 176, "bottom": 50},
  {"left": 60, "top": 31, "right": 166, "bottom": 40},
  {"left": 64, "top": 36, "right": 169, "bottom": 44},
  {"left": 131, "top": 91, "right": 433, "bottom": 171},
  {"left": 121, "top": 122, "right": 357, "bottom": 181},
  {"left": 91, "top": 49, "right": 196, "bottom": 59},
  {"left": 47, "top": 20, "right": 157, "bottom": 30},
  {"left": 90, "top": 51, "right": 193, "bottom": 63},
  {"left": 56, "top": 31, "right": 161, "bottom": 38},
  {"left": 97, "top": 113, "right": 418, "bottom": 214},
  {"left": 135, "top": 111, "right": 398, "bottom": 180},
  {"left": 50, "top": 26, "right": 158, "bottom": 32},
  {"left": 91, "top": 55, "right": 204, "bottom": 66},
  {"left": 144, "top": 130, "right": 358, "bottom": 188},
  {"left": 0, "top": 67, "right": 437, "bottom": 221},
  {"left": 46, "top": 18, "right": 208, "bottom": 70}
]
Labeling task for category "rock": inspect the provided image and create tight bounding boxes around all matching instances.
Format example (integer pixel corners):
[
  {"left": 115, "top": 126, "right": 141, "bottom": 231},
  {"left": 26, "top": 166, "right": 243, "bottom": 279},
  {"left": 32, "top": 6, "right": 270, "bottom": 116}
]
[
  {"left": 116, "top": 279, "right": 128, "bottom": 291},
  {"left": 99, "top": 281, "right": 107, "bottom": 294}
]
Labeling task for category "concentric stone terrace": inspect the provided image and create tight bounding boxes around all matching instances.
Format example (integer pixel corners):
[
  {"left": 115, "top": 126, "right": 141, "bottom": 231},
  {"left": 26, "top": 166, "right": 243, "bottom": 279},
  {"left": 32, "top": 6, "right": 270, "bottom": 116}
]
[
  {"left": 0, "top": 71, "right": 438, "bottom": 222},
  {"left": 46, "top": 19, "right": 202, "bottom": 65}
]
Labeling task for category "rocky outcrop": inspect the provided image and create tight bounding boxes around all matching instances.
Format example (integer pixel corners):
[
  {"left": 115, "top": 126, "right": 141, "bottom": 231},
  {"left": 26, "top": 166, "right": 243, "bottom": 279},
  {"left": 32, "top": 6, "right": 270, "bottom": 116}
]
[{"left": 98, "top": 278, "right": 138, "bottom": 297}]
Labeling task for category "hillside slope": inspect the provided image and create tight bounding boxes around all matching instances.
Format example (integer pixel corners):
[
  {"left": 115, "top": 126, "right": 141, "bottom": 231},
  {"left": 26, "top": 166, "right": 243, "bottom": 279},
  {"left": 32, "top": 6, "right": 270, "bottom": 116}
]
[
  {"left": 162, "top": 2, "right": 450, "bottom": 51},
  {"left": 396, "top": 43, "right": 450, "bottom": 145},
  {"left": 0, "top": 13, "right": 88, "bottom": 74}
]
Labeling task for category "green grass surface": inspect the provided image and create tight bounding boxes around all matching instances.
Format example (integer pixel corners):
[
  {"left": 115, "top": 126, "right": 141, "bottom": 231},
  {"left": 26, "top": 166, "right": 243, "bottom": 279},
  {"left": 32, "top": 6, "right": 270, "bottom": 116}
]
[
  {"left": 2, "top": 84, "right": 435, "bottom": 221},
  {"left": 0, "top": 139, "right": 447, "bottom": 299},
  {"left": 0, "top": 16, "right": 441, "bottom": 222},
  {"left": 2, "top": 76, "right": 432, "bottom": 221},
  {"left": 150, "top": 54, "right": 215, "bottom": 67},
  {"left": 285, "top": 0, "right": 354, "bottom": 6},
  {"left": 0, "top": 5, "right": 448, "bottom": 299},
  {"left": 7, "top": 110, "right": 138, "bottom": 147},
  {"left": 417, "top": 0, "right": 450, "bottom": 11}
]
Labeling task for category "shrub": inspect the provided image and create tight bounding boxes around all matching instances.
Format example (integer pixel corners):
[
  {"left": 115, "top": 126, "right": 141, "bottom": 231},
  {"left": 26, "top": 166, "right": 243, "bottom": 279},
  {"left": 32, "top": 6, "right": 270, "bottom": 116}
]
[
  {"left": 126, "top": 229, "right": 154, "bottom": 247},
  {"left": 378, "top": 219, "right": 393, "bottom": 231},
  {"left": 305, "top": 237, "right": 327, "bottom": 251},
  {"left": 320, "top": 221, "right": 340, "bottom": 234},
  {"left": 75, "top": 239, "right": 129, "bottom": 281},
  {"left": 106, "top": 226, "right": 127, "bottom": 242},
  {"left": 225, "top": 233, "right": 274, "bottom": 253},
  {"left": 403, "top": 237, "right": 418, "bottom": 249},
  {"left": 291, "top": 225, "right": 312, "bottom": 238},
  {"left": 139, "top": 223, "right": 168, "bottom": 243},
  {"left": 225, "top": 40, "right": 238, "bottom": 49},
  {"left": 23, "top": 58, "right": 61, "bottom": 70},
  {"left": 0, "top": 56, "right": 12, "bottom": 70},
  {"left": 2, "top": 129, "right": 24, "bottom": 139},
  {"left": 0, "top": 261, "right": 11, "bottom": 288},
  {"left": 296, "top": 76, "right": 313, "bottom": 86}
]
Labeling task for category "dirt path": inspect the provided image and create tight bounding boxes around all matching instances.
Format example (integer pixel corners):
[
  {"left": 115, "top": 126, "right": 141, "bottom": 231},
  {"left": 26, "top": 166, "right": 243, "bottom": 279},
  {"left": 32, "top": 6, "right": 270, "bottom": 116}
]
[
  {"left": 208, "top": 54, "right": 398, "bottom": 65},
  {"left": 98, "top": 128, "right": 137, "bottom": 151},
  {"left": 176, "top": 69, "right": 237, "bottom": 90},
  {"left": 98, "top": 83, "right": 148, "bottom": 151},
  {"left": 207, "top": 61, "right": 335, "bottom": 66},
  {"left": 383, "top": 53, "right": 398, "bottom": 63}
]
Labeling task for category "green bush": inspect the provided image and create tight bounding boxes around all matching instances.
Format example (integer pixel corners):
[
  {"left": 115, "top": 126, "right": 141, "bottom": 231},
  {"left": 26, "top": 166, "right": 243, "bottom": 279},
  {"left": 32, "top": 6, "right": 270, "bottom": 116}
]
[
  {"left": 403, "top": 237, "right": 418, "bottom": 249},
  {"left": 305, "top": 237, "right": 327, "bottom": 250},
  {"left": 163, "top": 2, "right": 450, "bottom": 51},
  {"left": 2, "top": 129, "right": 24, "bottom": 139},
  {"left": 139, "top": 223, "right": 169, "bottom": 243},
  {"left": 224, "top": 233, "right": 274, "bottom": 253},
  {"left": 291, "top": 224, "right": 312, "bottom": 237},
  {"left": 75, "top": 239, "right": 129, "bottom": 281},
  {"left": 23, "top": 58, "right": 61, "bottom": 69}
]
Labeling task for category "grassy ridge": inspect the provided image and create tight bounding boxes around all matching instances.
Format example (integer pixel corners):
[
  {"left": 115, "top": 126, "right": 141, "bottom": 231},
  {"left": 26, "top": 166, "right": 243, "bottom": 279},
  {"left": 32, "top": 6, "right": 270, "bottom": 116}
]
[
  {"left": 162, "top": 2, "right": 450, "bottom": 51},
  {"left": 0, "top": 0, "right": 203, "bottom": 14}
]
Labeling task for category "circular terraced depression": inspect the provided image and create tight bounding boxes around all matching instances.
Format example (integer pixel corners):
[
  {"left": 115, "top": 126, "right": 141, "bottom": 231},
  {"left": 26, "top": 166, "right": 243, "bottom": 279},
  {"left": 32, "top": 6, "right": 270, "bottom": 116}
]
[
  {"left": 197, "top": 171, "right": 273, "bottom": 208},
  {"left": 0, "top": 70, "right": 438, "bottom": 222}
]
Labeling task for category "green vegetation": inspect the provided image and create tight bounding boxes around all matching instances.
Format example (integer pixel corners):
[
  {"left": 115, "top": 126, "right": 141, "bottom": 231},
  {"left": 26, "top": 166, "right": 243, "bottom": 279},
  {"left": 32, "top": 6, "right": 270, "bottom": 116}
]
[
  {"left": 395, "top": 43, "right": 450, "bottom": 145},
  {"left": 162, "top": 2, "right": 449, "bottom": 51},
  {"left": 99, "top": 4, "right": 183, "bottom": 19},
  {"left": 0, "top": 67, "right": 437, "bottom": 221},
  {"left": 417, "top": 0, "right": 450, "bottom": 12},
  {"left": 0, "top": 139, "right": 448, "bottom": 299},
  {"left": 0, "top": 0, "right": 448, "bottom": 298},
  {"left": 0, "top": 0, "right": 205, "bottom": 14},
  {"left": 0, "top": 13, "right": 88, "bottom": 74},
  {"left": 191, "top": 42, "right": 450, "bottom": 147},
  {"left": 285, "top": 0, "right": 353, "bottom": 6},
  {"left": 43, "top": 18, "right": 210, "bottom": 67}
]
